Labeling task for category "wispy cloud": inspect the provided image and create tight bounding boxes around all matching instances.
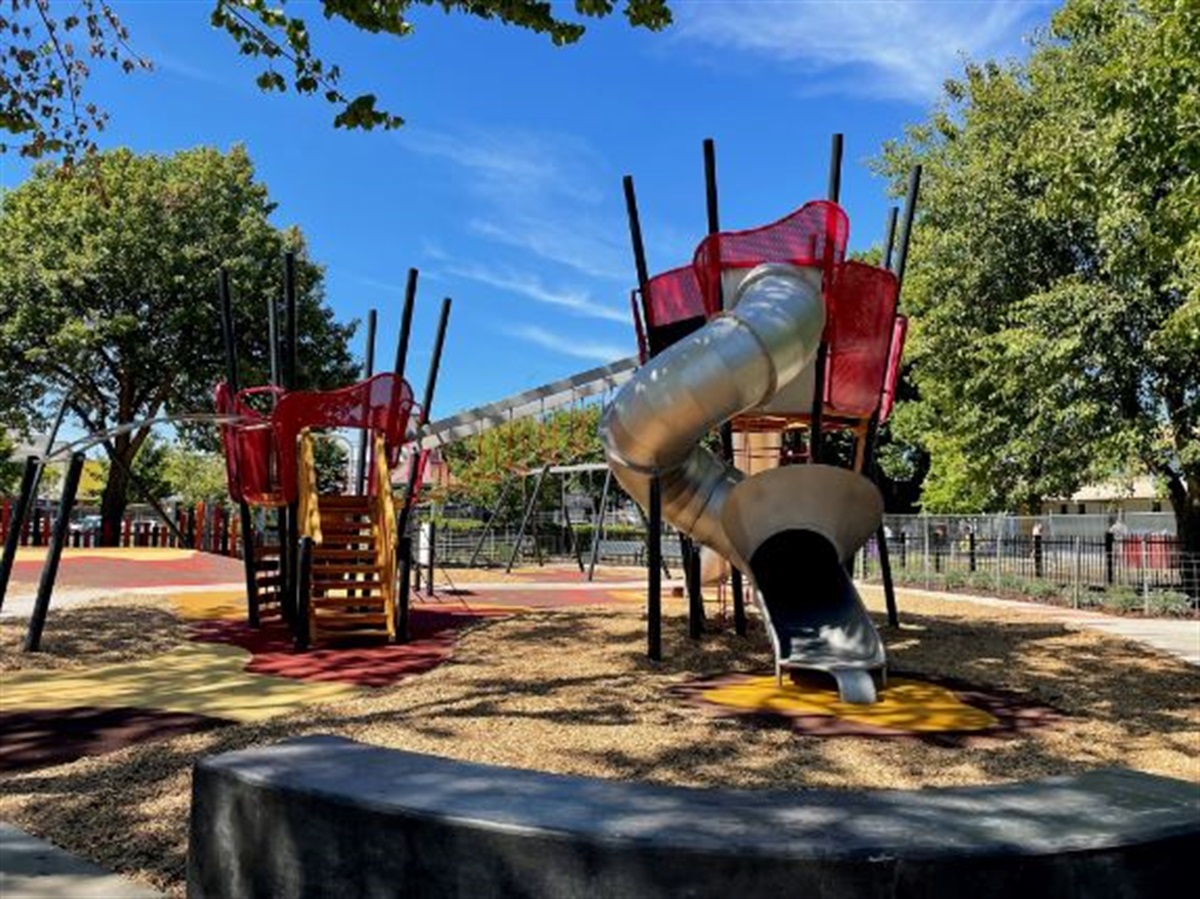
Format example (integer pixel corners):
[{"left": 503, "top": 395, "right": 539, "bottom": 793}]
[
  {"left": 467, "top": 217, "right": 627, "bottom": 283},
  {"left": 447, "top": 261, "right": 628, "bottom": 323},
  {"left": 674, "top": 1, "right": 1045, "bottom": 103},
  {"left": 397, "top": 126, "right": 630, "bottom": 282},
  {"left": 505, "top": 325, "right": 630, "bottom": 363}
]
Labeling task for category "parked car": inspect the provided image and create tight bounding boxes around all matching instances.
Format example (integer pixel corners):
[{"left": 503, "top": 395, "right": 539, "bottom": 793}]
[{"left": 69, "top": 514, "right": 103, "bottom": 535}]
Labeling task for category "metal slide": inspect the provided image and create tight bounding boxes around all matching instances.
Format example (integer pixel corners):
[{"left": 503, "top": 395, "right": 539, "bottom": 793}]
[{"left": 599, "top": 263, "right": 885, "bottom": 703}]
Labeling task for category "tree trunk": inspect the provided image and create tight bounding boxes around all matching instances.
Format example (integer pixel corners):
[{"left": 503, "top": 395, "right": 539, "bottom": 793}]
[{"left": 99, "top": 437, "right": 136, "bottom": 547}]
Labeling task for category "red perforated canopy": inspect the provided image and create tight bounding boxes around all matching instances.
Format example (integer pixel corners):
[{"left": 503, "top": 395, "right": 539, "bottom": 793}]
[
  {"left": 692, "top": 200, "right": 849, "bottom": 316},
  {"left": 272, "top": 373, "right": 415, "bottom": 503}
]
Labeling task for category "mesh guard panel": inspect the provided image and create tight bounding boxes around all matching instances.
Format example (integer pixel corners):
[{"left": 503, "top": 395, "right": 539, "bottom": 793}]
[
  {"left": 216, "top": 384, "right": 287, "bottom": 506},
  {"left": 272, "top": 373, "right": 415, "bottom": 503},
  {"left": 824, "top": 261, "right": 900, "bottom": 418}
]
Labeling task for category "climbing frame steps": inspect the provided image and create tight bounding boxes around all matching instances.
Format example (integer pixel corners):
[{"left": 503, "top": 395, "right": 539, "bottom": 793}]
[{"left": 305, "top": 493, "right": 395, "bottom": 645}]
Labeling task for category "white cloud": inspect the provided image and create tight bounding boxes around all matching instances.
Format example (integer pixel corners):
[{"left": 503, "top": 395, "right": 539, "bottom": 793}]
[
  {"left": 397, "top": 126, "right": 630, "bottom": 282},
  {"left": 467, "top": 217, "right": 628, "bottom": 283},
  {"left": 447, "top": 261, "right": 628, "bottom": 323},
  {"left": 505, "top": 325, "right": 630, "bottom": 363},
  {"left": 674, "top": 0, "right": 1045, "bottom": 103}
]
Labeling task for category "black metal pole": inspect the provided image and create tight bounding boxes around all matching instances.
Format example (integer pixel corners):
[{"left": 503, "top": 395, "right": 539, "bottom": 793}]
[
  {"left": 687, "top": 539, "right": 704, "bottom": 639},
  {"left": 0, "top": 456, "right": 40, "bottom": 610},
  {"left": 394, "top": 268, "right": 418, "bottom": 381},
  {"left": 648, "top": 474, "right": 662, "bottom": 662},
  {"left": 587, "top": 468, "right": 613, "bottom": 582},
  {"left": 395, "top": 297, "right": 451, "bottom": 640},
  {"left": 469, "top": 477, "right": 511, "bottom": 568},
  {"left": 562, "top": 476, "right": 585, "bottom": 573},
  {"left": 703, "top": 137, "right": 746, "bottom": 634},
  {"left": 703, "top": 138, "right": 721, "bottom": 235},
  {"left": 279, "top": 252, "right": 300, "bottom": 623},
  {"left": 892, "top": 165, "right": 923, "bottom": 284},
  {"left": 218, "top": 268, "right": 262, "bottom": 620},
  {"left": 356, "top": 308, "right": 378, "bottom": 495},
  {"left": 622, "top": 175, "right": 652, "bottom": 292},
  {"left": 397, "top": 534, "right": 412, "bottom": 641},
  {"left": 24, "top": 452, "right": 85, "bottom": 651},
  {"left": 267, "top": 293, "right": 281, "bottom": 388},
  {"left": 42, "top": 393, "right": 70, "bottom": 457},
  {"left": 283, "top": 251, "right": 298, "bottom": 389},
  {"left": 294, "top": 535, "right": 312, "bottom": 649},
  {"left": 809, "top": 134, "right": 844, "bottom": 466},
  {"left": 624, "top": 174, "right": 666, "bottom": 636},
  {"left": 239, "top": 502, "right": 260, "bottom": 626},
  {"left": 397, "top": 297, "right": 451, "bottom": 542},
  {"left": 878, "top": 529, "right": 900, "bottom": 627},
  {"left": 882, "top": 206, "right": 900, "bottom": 271},
  {"left": 506, "top": 464, "right": 548, "bottom": 573},
  {"left": 827, "top": 132, "right": 844, "bottom": 204}
]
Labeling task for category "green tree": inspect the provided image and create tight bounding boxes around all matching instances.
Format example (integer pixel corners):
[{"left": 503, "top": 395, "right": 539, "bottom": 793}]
[
  {"left": 878, "top": 0, "right": 1199, "bottom": 569},
  {"left": 162, "top": 447, "right": 230, "bottom": 506},
  {"left": 0, "top": 145, "right": 358, "bottom": 542},
  {"left": 2, "top": 0, "right": 672, "bottom": 162},
  {"left": 312, "top": 434, "right": 351, "bottom": 495},
  {"left": 0, "top": 432, "right": 20, "bottom": 495},
  {"left": 92, "top": 432, "right": 173, "bottom": 505},
  {"left": 442, "top": 405, "right": 604, "bottom": 518}
]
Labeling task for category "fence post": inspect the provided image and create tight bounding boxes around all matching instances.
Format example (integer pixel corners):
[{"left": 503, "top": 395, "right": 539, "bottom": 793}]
[
  {"left": 1033, "top": 533, "right": 1044, "bottom": 579},
  {"left": 1140, "top": 538, "right": 1149, "bottom": 613},
  {"left": 968, "top": 530, "right": 976, "bottom": 573},
  {"left": 1072, "top": 536, "right": 1082, "bottom": 608},
  {"left": 995, "top": 531, "right": 1003, "bottom": 591},
  {"left": 1104, "top": 531, "right": 1115, "bottom": 585},
  {"left": 922, "top": 518, "right": 931, "bottom": 587}
]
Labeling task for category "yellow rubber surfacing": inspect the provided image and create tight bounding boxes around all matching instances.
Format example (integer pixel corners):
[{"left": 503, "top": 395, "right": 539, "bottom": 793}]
[
  {"left": 0, "top": 643, "right": 361, "bottom": 723},
  {"left": 701, "top": 675, "right": 999, "bottom": 733},
  {"left": 171, "top": 591, "right": 250, "bottom": 621}
]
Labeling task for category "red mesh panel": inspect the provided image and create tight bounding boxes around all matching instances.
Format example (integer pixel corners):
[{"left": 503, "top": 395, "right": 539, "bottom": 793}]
[
  {"left": 823, "top": 261, "right": 900, "bottom": 418},
  {"left": 642, "top": 265, "right": 711, "bottom": 328},
  {"left": 693, "top": 200, "right": 850, "bottom": 314},
  {"left": 215, "top": 384, "right": 288, "bottom": 506},
  {"left": 272, "top": 373, "right": 415, "bottom": 503},
  {"left": 879, "top": 315, "right": 908, "bottom": 423}
]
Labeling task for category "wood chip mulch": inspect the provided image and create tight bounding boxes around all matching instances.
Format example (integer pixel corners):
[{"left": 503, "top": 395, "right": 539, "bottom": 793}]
[{"left": 0, "top": 587, "right": 1196, "bottom": 898}]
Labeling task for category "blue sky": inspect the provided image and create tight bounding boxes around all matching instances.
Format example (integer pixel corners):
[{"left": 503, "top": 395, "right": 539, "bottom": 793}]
[{"left": 1, "top": 0, "right": 1054, "bottom": 420}]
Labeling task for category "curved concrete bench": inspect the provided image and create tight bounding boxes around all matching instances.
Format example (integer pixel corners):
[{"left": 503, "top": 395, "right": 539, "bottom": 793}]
[{"left": 187, "top": 735, "right": 1200, "bottom": 899}]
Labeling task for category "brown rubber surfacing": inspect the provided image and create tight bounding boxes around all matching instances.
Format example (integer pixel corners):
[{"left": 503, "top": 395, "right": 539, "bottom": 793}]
[{"left": 0, "top": 706, "right": 233, "bottom": 774}]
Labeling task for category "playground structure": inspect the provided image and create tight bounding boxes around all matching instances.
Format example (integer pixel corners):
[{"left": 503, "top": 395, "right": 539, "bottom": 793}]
[
  {"left": 605, "top": 137, "right": 917, "bottom": 703},
  {"left": 214, "top": 260, "right": 451, "bottom": 648},
  {"left": 0, "top": 255, "right": 452, "bottom": 653}
]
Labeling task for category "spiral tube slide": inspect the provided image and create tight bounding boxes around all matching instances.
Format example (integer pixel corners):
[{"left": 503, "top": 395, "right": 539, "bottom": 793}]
[{"left": 600, "top": 263, "right": 886, "bottom": 703}]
